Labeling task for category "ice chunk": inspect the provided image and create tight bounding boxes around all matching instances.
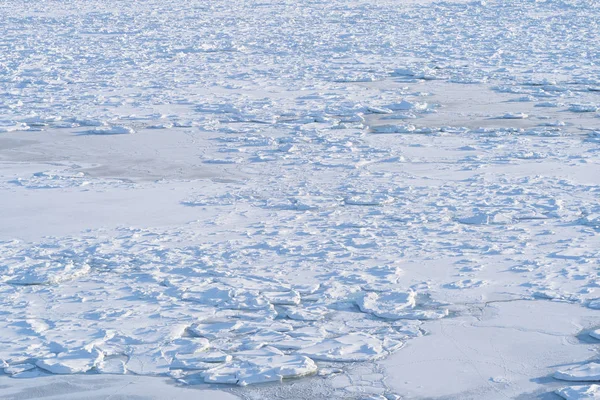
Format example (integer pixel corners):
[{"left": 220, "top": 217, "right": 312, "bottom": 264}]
[
  {"left": 84, "top": 126, "right": 134, "bottom": 135},
  {"left": 371, "top": 124, "right": 416, "bottom": 134},
  {"left": 386, "top": 100, "right": 428, "bottom": 111},
  {"left": 171, "top": 350, "right": 231, "bottom": 370},
  {"left": 344, "top": 194, "right": 395, "bottom": 206},
  {"left": 444, "top": 279, "right": 487, "bottom": 289},
  {"left": 71, "top": 118, "right": 107, "bottom": 127},
  {"left": 501, "top": 112, "right": 528, "bottom": 119},
  {"left": 170, "top": 356, "right": 215, "bottom": 371},
  {"left": 457, "top": 212, "right": 513, "bottom": 225},
  {"left": 189, "top": 320, "right": 244, "bottom": 339},
  {"left": 569, "top": 104, "right": 598, "bottom": 113},
  {"left": 193, "top": 350, "right": 232, "bottom": 363},
  {"left": 263, "top": 290, "right": 301, "bottom": 305},
  {"left": 357, "top": 291, "right": 416, "bottom": 320},
  {"left": 182, "top": 287, "right": 234, "bottom": 306},
  {"left": 4, "top": 363, "right": 36, "bottom": 375},
  {"left": 556, "top": 384, "right": 600, "bottom": 399},
  {"left": 286, "top": 306, "right": 329, "bottom": 321},
  {"left": 535, "top": 101, "right": 563, "bottom": 107},
  {"left": 298, "top": 333, "right": 386, "bottom": 362},
  {"left": 36, "top": 348, "right": 104, "bottom": 374},
  {"left": 366, "top": 106, "right": 393, "bottom": 114},
  {"left": 555, "top": 363, "right": 600, "bottom": 381},
  {"left": 203, "top": 355, "right": 317, "bottom": 386},
  {"left": 6, "top": 262, "right": 91, "bottom": 285},
  {"left": 588, "top": 300, "right": 600, "bottom": 310},
  {"left": 0, "top": 120, "right": 30, "bottom": 132},
  {"left": 234, "top": 346, "right": 284, "bottom": 359},
  {"left": 96, "top": 358, "right": 127, "bottom": 374},
  {"left": 291, "top": 196, "right": 342, "bottom": 211}
]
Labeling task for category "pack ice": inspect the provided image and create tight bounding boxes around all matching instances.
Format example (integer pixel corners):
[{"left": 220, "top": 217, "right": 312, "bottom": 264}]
[{"left": 1, "top": 0, "right": 600, "bottom": 398}]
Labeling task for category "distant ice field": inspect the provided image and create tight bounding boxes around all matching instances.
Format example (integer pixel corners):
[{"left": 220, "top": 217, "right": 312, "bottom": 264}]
[{"left": 1, "top": 0, "right": 600, "bottom": 399}]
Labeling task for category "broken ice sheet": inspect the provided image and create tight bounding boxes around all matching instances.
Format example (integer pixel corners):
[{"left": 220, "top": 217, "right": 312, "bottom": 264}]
[{"left": 202, "top": 355, "right": 317, "bottom": 386}]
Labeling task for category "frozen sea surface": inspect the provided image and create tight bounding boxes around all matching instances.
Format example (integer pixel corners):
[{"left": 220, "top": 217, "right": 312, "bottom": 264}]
[{"left": 1, "top": 0, "right": 600, "bottom": 398}]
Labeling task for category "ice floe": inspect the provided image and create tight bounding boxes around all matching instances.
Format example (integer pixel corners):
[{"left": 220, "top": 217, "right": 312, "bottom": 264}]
[{"left": 555, "top": 363, "right": 600, "bottom": 382}]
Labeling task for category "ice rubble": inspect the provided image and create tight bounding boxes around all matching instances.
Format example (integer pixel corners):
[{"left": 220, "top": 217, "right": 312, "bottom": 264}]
[{"left": 556, "top": 385, "right": 600, "bottom": 400}]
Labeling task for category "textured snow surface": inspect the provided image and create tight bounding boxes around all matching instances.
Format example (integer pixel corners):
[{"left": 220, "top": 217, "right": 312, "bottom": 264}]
[{"left": 1, "top": 0, "right": 600, "bottom": 398}]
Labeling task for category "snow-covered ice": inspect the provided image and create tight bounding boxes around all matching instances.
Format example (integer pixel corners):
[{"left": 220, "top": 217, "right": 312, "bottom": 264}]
[
  {"left": 556, "top": 363, "right": 600, "bottom": 382},
  {"left": 557, "top": 385, "right": 600, "bottom": 400},
  {"left": 1, "top": 0, "right": 600, "bottom": 398}
]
